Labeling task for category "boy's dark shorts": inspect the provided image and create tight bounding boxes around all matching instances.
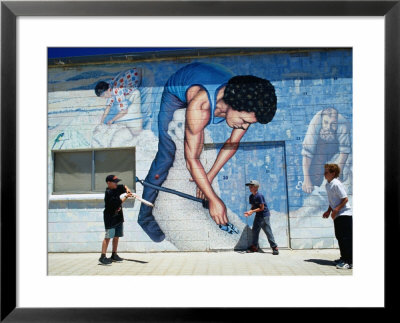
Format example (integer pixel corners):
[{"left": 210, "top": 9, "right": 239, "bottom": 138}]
[{"left": 105, "top": 222, "right": 124, "bottom": 239}]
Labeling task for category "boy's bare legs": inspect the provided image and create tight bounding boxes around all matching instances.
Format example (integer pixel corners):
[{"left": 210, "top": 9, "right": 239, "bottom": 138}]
[
  {"left": 112, "top": 237, "right": 119, "bottom": 253},
  {"left": 99, "top": 238, "right": 112, "bottom": 265},
  {"left": 111, "top": 237, "right": 123, "bottom": 262},
  {"left": 102, "top": 238, "right": 110, "bottom": 254}
]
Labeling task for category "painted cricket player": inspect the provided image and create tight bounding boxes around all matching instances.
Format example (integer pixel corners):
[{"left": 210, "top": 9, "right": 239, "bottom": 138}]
[{"left": 138, "top": 62, "right": 277, "bottom": 242}]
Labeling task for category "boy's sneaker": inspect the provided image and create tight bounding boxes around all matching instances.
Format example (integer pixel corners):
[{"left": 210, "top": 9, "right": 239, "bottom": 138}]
[
  {"left": 99, "top": 256, "right": 112, "bottom": 265},
  {"left": 334, "top": 258, "right": 344, "bottom": 264},
  {"left": 272, "top": 247, "right": 279, "bottom": 255},
  {"left": 246, "top": 245, "right": 258, "bottom": 253},
  {"left": 336, "top": 262, "right": 351, "bottom": 270},
  {"left": 111, "top": 253, "right": 123, "bottom": 262}
]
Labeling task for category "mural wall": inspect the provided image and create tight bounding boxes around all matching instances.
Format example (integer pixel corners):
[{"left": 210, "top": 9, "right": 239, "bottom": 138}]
[{"left": 48, "top": 48, "right": 352, "bottom": 252}]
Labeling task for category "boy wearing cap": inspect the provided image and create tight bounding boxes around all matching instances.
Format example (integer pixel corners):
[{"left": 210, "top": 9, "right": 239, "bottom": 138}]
[
  {"left": 99, "top": 175, "right": 133, "bottom": 265},
  {"left": 244, "top": 180, "right": 279, "bottom": 255}
]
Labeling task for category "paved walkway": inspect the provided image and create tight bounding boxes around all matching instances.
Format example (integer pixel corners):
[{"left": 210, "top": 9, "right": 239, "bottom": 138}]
[{"left": 48, "top": 249, "right": 352, "bottom": 276}]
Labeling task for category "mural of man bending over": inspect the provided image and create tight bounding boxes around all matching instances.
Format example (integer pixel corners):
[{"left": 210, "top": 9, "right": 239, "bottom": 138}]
[
  {"left": 139, "top": 62, "right": 277, "bottom": 242},
  {"left": 302, "top": 107, "right": 351, "bottom": 194}
]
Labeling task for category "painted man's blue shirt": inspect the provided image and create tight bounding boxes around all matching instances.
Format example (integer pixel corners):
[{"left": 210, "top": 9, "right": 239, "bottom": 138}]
[{"left": 164, "top": 62, "right": 234, "bottom": 125}]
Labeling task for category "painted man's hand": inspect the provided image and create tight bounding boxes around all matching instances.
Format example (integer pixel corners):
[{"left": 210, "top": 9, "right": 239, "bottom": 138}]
[
  {"left": 338, "top": 164, "right": 345, "bottom": 180},
  {"left": 302, "top": 178, "right": 314, "bottom": 194},
  {"left": 208, "top": 197, "right": 228, "bottom": 225},
  {"left": 196, "top": 187, "right": 205, "bottom": 200},
  {"left": 322, "top": 211, "right": 331, "bottom": 218},
  {"left": 189, "top": 174, "right": 214, "bottom": 200}
]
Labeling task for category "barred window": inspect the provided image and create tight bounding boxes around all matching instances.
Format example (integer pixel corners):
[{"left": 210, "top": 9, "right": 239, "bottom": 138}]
[{"left": 53, "top": 148, "right": 135, "bottom": 194}]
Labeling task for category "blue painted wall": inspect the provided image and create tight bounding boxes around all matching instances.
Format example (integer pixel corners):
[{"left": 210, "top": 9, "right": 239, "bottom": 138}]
[{"left": 48, "top": 48, "right": 352, "bottom": 252}]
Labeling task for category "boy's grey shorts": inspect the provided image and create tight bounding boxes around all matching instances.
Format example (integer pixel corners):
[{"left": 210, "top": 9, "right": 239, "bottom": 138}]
[{"left": 105, "top": 222, "right": 124, "bottom": 239}]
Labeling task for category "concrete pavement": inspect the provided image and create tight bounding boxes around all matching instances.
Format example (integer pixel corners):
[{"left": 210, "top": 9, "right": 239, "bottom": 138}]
[{"left": 48, "top": 249, "right": 352, "bottom": 276}]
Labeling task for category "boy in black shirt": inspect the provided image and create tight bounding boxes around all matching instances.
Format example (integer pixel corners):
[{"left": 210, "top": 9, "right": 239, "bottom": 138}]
[{"left": 99, "top": 175, "right": 133, "bottom": 265}]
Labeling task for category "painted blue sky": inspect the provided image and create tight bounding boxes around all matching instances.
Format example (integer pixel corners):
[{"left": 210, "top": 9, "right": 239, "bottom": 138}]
[{"left": 48, "top": 48, "right": 194, "bottom": 59}]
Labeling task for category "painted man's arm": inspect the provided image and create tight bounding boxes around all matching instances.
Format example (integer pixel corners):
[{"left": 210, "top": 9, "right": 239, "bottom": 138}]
[
  {"left": 184, "top": 92, "right": 228, "bottom": 225},
  {"left": 302, "top": 112, "right": 322, "bottom": 193},
  {"left": 108, "top": 109, "right": 128, "bottom": 124},
  {"left": 126, "top": 89, "right": 142, "bottom": 133},
  {"left": 302, "top": 155, "right": 313, "bottom": 193},
  {"left": 184, "top": 96, "right": 217, "bottom": 202},
  {"left": 336, "top": 119, "right": 350, "bottom": 179},
  {"left": 100, "top": 104, "right": 112, "bottom": 124},
  {"left": 207, "top": 128, "right": 247, "bottom": 183},
  {"left": 337, "top": 153, "right": 348, "bottom": 179}
]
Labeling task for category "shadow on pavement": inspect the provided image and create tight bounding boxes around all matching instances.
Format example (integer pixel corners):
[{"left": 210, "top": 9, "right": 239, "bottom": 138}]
[
  {"left": 234, "top": 225, "right": 251, "bottom": 252},
  {"left": 234, "top": 248, "right": 268, "bottom": 254},
  {"left": 122, "top": 258, "right": 149, "bottom": 264},
  {"left": 304, "top": 259, "right": 335, "bottom": 266},
  {"left": 234, "top": 250, "right": 247, "bottom": 254}
]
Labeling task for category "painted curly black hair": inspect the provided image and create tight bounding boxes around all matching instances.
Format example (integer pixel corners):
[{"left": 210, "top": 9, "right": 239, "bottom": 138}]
[{"left": 223, "top": 75, "right": 277, "bottom": 124}]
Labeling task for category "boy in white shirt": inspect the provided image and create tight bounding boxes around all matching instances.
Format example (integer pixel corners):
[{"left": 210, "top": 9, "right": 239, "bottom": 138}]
[{"left": 323, "top": 164, "right": 353, "bottom": 269}]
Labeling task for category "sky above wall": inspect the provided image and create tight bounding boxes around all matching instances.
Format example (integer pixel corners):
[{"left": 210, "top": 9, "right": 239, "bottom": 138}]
[{"left": 48, "top": 47, "right": 194, "bottom": 59}]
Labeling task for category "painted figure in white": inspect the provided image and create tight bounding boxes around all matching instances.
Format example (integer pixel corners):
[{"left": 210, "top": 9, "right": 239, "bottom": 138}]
[{"left": 302, "top": 107, "right": 352, "bottom": 194}]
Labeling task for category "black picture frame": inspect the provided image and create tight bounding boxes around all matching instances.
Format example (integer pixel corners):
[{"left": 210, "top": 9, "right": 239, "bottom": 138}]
[{"left": 1, "top": 0, "right": 398, "bottom": 321}]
